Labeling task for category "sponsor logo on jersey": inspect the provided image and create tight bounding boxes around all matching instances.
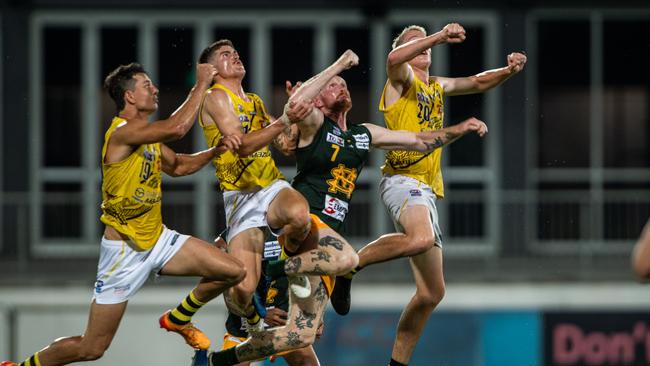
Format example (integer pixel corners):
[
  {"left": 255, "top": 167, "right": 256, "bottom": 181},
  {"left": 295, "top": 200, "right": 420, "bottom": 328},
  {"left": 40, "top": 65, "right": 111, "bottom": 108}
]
[
  {"left": 353, "top": 133, "right": 370, "bottom": 149},
  {"left": 238, "top": 104, "right": 244, "bottom": 112},
  {"left": 332, "top": 126, "right": 342, "bottom": 136},
  {"left": 353, "top": 133, "right": 369, "bottom": 143},
  {"left": 355, "top": 142, "right": 369, "bottom": 150},
  {"left": 322, "top": 194, "right": 348, "bottom": 222},
  {"left": 409, "top": 189, "right": 422, "bottom": 197},
  {"left": 326, "top": 132, "right": 344, "bottom": 146},
  {"left": 263, "top": 240, "right": 281, "bottom": 260}
]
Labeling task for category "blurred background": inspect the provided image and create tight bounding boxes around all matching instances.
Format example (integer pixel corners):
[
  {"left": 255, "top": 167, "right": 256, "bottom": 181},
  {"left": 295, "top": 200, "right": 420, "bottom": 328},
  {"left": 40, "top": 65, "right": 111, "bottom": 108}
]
[{"left": 1, "top": 0, "right": 650, "bottom": 365}]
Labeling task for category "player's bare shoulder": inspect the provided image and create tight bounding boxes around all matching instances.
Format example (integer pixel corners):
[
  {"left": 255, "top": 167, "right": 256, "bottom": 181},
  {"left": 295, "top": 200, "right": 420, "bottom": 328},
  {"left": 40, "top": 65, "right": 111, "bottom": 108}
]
[{"left": 202, "top": 87, "right": 233, "bottom": 126}]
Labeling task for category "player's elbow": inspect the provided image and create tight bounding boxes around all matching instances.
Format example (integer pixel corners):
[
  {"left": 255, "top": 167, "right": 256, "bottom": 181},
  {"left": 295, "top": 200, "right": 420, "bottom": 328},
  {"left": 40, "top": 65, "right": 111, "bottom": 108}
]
[
  {"left": 386, "top": 51, "right": 402, "bottom": 68},
  {"left": 164, "top": 124, "right": 188, "bottom": 142},
  {"left": 168, "top": 167, "right": 187, "bottom": 178}
]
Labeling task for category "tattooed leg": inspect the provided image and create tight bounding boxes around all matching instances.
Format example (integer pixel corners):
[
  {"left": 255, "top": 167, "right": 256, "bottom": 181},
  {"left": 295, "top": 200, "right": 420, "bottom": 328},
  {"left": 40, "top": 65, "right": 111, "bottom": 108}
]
[
  {"left": 282, "top": 228, "right": 359, "bottom": 277},
  {"left": 231, "top": 276, "right": 328, "bottom": 363}
]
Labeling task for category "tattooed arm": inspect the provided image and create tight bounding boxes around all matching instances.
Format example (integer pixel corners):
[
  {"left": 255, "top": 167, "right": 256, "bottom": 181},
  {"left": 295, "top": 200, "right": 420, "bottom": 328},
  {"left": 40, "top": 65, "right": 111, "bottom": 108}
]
[
  {"left": 272, "top": 123, "right": 300, "bottom": 156},
  {"left": 363, "top": 116, "right": 488, "bottom": 153}
]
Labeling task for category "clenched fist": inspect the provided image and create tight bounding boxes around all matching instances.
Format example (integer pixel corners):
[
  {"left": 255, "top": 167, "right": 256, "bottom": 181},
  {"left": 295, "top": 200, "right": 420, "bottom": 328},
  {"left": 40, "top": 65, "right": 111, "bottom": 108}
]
[
  {"left": 337, "top": 49, "right": 359, "bottom": 70},
  {"left": 458, "top": 117, "right": 488, "bottom": 138},
  {"left": 507, "top": 52, "right": 527, "bottom": 74},
  {"left": 196, "top": 63, "right": 218, "bottom": 87},
  {"left": 441, "top": 23, "right": 466, "bottom": 43}
]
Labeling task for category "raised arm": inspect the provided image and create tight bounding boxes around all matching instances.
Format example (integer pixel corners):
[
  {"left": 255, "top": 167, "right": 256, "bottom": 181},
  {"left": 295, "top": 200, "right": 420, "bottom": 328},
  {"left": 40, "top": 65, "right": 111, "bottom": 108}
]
[
  {"left": 364, "top": 117, "right": 487, "bottom": 152},
  {"left": 160, "top": 135, "right": 241, "bottom": 177},
  {"left": 386, "top": 23, "right": 466, "bottom": 86},
  {"left": 284, "top": 49, "right": 359, "bottom": 140},
  {"left": 111, "top": 63, "right": 216, "bottom": 146},
  {"left": 436, "top": 52, "right": 527, "bottom": 96},
  {"left": 289, "top": 49, "right": 359, "bottom": 105}
]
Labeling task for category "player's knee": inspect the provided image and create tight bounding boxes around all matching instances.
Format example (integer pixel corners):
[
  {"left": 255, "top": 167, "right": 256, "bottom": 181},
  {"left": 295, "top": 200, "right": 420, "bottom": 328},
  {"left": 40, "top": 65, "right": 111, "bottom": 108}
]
[
  {"left": 205, "top": 260, "right": 245, "bottom": 286},
  {"left": 407, "top": 235, "right": 436, "bottom": 256},
  {"left": 339, "top": 251, "right": 359, "bottom": 273},
  {"left": 78, "top": 341, "right": 110, "bottom": 361},
  {"left": 224, "top": 265, "right": 246, "bottom": 286},
  {"left": 416, "top": 285, "right": 445, "bottom": 309},
  {"left": 286, "top": 205, "right": 311, "bottom": 232},
  {"left": 323, "top": 247, "right": 357, "bottom": 275},
  {"left": 230, "top": 283, "right": 255, "bottom": 309}
]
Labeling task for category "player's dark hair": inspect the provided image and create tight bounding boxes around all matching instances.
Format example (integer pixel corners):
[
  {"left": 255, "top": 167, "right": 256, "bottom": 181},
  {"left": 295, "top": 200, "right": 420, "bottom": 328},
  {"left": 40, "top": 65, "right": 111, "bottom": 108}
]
[
  {"left": 104, "top": 62, "right": 147, "bottom": 113},
  {"left": 199, "top": 39, "right": 235, "bottom": 63}
]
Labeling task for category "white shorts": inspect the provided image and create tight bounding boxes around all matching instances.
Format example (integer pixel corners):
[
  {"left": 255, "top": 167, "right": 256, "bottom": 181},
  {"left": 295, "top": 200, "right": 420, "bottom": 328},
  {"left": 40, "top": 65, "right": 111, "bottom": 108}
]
[
  {"left": 93, "top": 227, "right": 189, "bottom": 304},
  {"left": 222, "top": 179, "right": 292, "bottom": 242},
  {"left": 380, "top": 174, "right": 443, "bottom": 248}
]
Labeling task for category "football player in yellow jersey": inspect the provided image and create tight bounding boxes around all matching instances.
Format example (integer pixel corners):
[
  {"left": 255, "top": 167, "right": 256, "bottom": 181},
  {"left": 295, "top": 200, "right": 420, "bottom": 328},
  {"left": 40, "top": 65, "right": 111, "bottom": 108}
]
[
  {"left": 189, "top": 48, "right": 361, "bottom": 366},
  {"left": 329, "top": 24, "right": 527, "bottom": 366},
  {"left": 177, "top": 40, "right": 360, "bottom": 336},
  {"left": 1, "top": 63, "right": 246, "bottom": 366}
]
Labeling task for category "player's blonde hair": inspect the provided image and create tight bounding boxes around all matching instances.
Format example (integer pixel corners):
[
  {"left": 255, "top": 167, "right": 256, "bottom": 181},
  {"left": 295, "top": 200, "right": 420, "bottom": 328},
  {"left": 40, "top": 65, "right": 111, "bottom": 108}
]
[{"left": 392, "top": 25, "right": 427, "bottom": 49}]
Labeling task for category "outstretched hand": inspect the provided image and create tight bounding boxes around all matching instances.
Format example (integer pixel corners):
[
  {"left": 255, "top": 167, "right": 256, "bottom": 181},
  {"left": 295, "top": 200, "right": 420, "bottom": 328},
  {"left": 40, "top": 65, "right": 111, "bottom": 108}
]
[
  {"left": 458, "top": 117, "right": 488, "bottom": 137},
  {"left": 441, "top": 23, "right": 466, "bottom": 43},
  {"left": 507, "top": 52, "right": 527, "bottom": 74}
]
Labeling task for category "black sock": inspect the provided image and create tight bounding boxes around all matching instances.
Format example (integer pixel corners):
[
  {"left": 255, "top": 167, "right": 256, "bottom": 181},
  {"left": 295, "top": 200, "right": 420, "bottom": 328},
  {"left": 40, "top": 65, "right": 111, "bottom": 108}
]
[
  {"left": 265, "top": 259, "right": 287, "bottom": 278},
  {"left": 389, "top": 358, "right": 407, "bottom": 366},
  {"left": 210, "top": 347, "right": 239, "bottom": 365}
]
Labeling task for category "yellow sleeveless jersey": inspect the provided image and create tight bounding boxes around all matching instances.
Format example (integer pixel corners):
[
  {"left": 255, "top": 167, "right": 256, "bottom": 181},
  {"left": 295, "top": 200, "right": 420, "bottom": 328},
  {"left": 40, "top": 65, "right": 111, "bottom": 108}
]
[
  {"left": 380, "top": 76, "right": 445, "bottom": 197},
  {"left": 199, "top": 84, "right": 284, "bottom": 191},
  {"left": 100, "top": 117, "right": 164, "bottom": 251}
]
